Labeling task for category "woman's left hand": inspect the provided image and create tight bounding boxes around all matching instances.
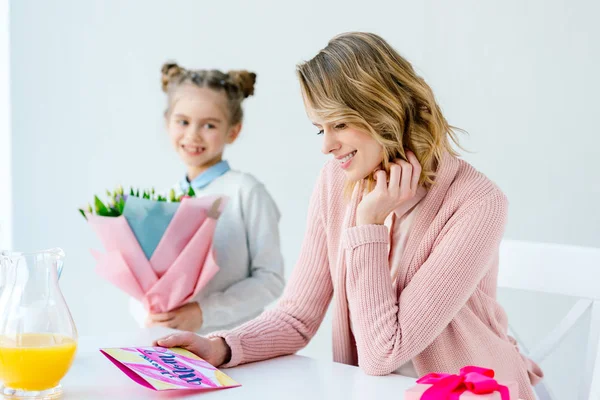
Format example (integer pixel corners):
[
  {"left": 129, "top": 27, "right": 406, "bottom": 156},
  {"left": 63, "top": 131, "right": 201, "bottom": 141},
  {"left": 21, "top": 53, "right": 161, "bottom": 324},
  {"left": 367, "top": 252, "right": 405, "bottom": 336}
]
[
  {"left": 356, "top": 151, "right": 422, "bottom": 226},
  {"left": 146, "top": 302, "right": 204, "bottom": 332}
]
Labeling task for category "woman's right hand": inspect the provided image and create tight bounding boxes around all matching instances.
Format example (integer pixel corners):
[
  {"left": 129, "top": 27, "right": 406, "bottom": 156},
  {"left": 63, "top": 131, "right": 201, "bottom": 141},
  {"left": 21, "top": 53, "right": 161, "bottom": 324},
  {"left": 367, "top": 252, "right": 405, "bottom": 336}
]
[{"left": 153, "top": 332, "right": 231, "bottom": 367}]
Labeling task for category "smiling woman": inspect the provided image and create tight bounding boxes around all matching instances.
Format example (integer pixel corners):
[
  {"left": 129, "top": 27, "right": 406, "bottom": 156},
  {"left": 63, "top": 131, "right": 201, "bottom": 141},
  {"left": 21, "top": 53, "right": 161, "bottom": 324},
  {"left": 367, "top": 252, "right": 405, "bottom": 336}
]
[
  {"left": 154, "top": 32, "right": 543, "bottom": 400},
  {"left": 298, "top": 32, "right": 459, "bottom": 192}
]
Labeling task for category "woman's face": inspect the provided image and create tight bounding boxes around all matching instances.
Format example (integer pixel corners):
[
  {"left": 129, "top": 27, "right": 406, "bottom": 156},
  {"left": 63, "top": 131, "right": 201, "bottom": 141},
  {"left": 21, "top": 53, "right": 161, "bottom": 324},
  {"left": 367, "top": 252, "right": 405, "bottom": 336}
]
[{"left": 307, "top": 108, "right": 384, "bottom": 182}]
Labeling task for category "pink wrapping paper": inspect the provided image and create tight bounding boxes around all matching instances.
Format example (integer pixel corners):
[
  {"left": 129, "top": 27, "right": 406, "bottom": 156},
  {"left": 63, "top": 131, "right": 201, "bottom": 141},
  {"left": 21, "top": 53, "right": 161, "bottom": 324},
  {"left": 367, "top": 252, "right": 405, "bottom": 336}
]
[{"left": 89, "top": 196, "right": 225, "bottom": 313}]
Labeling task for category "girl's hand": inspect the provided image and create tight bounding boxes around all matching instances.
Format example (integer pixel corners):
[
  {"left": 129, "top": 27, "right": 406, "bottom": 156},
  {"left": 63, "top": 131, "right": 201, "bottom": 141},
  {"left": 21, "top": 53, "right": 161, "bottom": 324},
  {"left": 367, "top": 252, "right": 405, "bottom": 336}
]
[
  {"left": 146, "top": 302, "right": 204, "bottom": 332},
  {"left": 153, "top": 332, "right": 231, "bottom": 367},
  {"left": 356, "top": 151, "right": 422, "bottom": 226}
]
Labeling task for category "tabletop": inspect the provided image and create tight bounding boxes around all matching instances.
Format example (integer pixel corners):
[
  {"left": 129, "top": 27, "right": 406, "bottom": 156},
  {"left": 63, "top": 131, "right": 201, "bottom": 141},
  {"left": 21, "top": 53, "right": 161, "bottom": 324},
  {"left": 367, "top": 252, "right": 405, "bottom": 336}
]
[{"left": 60, "top": 327, "right": 417, "bottom": 399}]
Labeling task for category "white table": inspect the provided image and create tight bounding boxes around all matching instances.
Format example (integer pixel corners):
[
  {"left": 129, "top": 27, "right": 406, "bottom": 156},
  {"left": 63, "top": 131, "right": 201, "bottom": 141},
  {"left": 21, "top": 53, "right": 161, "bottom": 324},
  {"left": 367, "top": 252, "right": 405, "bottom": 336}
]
[{"left": 61, "top": 327, "right": 417, "bottom": 399}]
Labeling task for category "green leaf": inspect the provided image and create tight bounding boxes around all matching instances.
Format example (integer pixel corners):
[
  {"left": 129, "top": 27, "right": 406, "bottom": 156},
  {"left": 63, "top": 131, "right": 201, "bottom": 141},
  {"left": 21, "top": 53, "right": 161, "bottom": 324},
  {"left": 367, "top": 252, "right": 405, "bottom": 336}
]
[
  {"left": 136, "top": 188, "right": 140, "bottom": 197},
  {"left": 94, "top": 195, "right": 111, "bottom": 216},
  {"left": 117, "top": 197, "right": 125, "bottom": 214},
  {"left": 169, "top": 188, "right": 176, "bottom": 202},
  {"left": 187, "top": 186, "right": 196, "bottom": 197},
  {"left": 130, "top": 188, "right": 134, "bottom": 196},
  {"left": 109, "top": 206, "right": 121, "bottom": 217},
  {"left": 78, "top": 209, "right": 88, "bottom": 220}
]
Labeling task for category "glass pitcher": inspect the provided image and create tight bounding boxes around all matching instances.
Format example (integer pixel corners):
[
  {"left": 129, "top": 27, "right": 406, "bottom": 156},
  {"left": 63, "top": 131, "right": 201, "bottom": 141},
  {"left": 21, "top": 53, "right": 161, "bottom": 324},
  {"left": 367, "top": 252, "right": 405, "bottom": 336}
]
[{"left": 0, "top": 248, "right": 77, "bottom": 399}]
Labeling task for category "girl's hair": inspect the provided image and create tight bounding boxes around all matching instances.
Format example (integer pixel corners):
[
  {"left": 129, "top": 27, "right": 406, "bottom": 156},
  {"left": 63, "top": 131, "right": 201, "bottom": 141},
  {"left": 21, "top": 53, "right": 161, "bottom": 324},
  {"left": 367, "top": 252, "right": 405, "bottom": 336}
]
[
  {"left": 161, "top": 62, "right": 256, "bottom": 125},
  {"left": 296, "top": 32, "right": 460, "bottom": 187}
]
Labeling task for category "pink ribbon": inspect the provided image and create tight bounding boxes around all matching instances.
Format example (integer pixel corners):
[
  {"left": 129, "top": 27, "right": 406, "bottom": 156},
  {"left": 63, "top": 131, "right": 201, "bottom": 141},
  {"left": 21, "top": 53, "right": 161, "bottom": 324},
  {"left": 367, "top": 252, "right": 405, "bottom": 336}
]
[{"left": 417, "top": 366, "right": 510, "bottom": 400}]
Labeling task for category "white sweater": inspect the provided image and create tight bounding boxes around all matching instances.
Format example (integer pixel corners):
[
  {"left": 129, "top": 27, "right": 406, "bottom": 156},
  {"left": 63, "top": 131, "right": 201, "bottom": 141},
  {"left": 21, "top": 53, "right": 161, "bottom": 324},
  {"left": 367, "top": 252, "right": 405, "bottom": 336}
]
[{"left": 129, "top": 169, "right": 285, "bottom": 334}]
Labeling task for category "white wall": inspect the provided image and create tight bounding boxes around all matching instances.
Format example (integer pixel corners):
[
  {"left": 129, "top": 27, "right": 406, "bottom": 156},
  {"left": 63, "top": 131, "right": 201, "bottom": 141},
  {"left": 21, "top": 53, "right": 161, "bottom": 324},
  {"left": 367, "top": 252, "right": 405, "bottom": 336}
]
[
  {"left": 0, "top": 0, "right": 10, "bottom": 251},
  {"left": 423, "top": 0, "right": 600, "bottom": 248},
  {"left": 9, "top": 0, "right": 428, "bottom": 335},
  {"left": 9, "top": 0, "right": 600, "bottom": 395}
]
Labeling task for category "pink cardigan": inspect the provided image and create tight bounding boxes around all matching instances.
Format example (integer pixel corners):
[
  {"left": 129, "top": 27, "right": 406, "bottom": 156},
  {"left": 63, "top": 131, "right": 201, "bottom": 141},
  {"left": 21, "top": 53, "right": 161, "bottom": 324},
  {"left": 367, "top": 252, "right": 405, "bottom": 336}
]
[{"left": 210, "top": 154, "right": 543, "bottom": 400}]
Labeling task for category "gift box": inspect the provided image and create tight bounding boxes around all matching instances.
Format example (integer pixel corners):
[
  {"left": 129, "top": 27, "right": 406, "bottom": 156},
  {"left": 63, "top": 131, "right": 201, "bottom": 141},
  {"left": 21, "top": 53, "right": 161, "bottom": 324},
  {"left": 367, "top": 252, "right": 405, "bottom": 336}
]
[{"left": 404, "top": 366, "right": 518, "bottom": 400}]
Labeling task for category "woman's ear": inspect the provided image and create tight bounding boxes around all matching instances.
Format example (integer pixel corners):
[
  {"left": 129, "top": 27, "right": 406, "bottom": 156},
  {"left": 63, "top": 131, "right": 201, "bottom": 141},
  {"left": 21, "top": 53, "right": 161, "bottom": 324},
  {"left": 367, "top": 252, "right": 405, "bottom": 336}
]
[{"left": 226, "top": 123, "right": 242, "bottom": 144}]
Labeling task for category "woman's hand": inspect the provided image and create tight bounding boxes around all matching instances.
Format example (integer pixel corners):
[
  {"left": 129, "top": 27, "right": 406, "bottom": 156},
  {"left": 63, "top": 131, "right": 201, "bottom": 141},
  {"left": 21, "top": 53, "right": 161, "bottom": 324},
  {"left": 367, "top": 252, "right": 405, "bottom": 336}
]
[
  {"left": 153, "top": 332, "right": 231, "bottom": 367},
  {"left": 146, "top": 302, "right": 204, "bottom": 332},
  {"left": 356, "top": 151, "right": 422, "bottom": 226}
]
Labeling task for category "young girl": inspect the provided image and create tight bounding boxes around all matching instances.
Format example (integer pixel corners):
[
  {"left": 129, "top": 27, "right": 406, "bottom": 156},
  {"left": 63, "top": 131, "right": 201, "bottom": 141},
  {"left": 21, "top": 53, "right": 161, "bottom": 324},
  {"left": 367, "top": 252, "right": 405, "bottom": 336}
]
[
  {"left": 154, "top": 34, "right": 544, "bottom": 398},
  {"left": 129, "top": 62, "right": 285, "bottom": 335}
]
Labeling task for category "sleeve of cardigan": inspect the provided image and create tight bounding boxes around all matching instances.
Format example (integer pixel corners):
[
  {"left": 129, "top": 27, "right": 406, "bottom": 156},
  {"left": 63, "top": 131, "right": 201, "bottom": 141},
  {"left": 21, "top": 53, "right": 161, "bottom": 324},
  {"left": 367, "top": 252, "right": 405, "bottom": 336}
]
[
  {"left": 342, "top": 191, "right": 508, "bottom": 375},
  {"left": 207, "top": 170, "right": 333, "bottom": 368}
]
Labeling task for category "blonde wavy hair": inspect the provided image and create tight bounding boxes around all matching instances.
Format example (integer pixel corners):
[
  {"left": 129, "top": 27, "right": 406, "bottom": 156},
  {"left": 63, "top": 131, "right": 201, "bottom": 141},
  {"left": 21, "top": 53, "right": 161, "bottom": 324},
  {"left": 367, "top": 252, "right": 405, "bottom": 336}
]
[{"left": 296, "top": 32, "right": 460, "bottom": 188}]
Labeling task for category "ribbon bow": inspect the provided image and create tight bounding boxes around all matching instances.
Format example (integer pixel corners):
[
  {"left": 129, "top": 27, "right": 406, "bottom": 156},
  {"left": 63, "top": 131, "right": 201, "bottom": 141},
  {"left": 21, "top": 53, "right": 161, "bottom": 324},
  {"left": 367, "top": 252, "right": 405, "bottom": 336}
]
[{"left": 416, "top": 366, "right": 510, "bottom": 400}]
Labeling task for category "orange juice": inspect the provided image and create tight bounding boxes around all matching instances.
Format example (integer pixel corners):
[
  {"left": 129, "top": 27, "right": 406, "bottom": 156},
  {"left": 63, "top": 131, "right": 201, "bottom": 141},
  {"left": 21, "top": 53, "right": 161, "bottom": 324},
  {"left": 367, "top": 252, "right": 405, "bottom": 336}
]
[{"left": 0, "top": 333, "right": 77, "bottom": 391}]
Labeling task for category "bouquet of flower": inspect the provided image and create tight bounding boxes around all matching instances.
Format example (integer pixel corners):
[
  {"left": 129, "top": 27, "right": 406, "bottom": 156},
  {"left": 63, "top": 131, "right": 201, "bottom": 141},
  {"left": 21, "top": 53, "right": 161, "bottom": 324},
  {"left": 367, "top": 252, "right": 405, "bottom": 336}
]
[
  {"left": 80, "top": 185, "right": 226, "bottom": 313},
  {"left": 78, "top": 186, "right": 198, "bottom": 219}
]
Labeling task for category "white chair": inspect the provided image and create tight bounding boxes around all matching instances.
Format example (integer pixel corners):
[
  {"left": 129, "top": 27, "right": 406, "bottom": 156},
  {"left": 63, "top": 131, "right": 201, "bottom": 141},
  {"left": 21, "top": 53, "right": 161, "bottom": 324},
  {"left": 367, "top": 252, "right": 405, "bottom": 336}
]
[{"left": 497, "top": 239, "right": 600, "bottom": 400}]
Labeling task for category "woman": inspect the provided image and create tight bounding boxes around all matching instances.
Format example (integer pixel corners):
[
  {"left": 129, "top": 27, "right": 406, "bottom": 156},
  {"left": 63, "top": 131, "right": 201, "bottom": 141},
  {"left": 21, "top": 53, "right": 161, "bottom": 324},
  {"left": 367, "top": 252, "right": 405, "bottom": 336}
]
[{"left": 155, "top": 32, "right": 543, "bottom": 398}]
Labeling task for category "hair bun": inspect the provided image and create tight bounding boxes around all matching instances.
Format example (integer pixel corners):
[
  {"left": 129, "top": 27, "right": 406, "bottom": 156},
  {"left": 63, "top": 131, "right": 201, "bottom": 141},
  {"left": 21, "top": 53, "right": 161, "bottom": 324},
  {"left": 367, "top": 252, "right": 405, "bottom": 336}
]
[
  {"left": 227, "top": 70, "right": 257, "bottom": 98},
  {"left": 161, "top": 62, "right": 184, "bottom": 92}
]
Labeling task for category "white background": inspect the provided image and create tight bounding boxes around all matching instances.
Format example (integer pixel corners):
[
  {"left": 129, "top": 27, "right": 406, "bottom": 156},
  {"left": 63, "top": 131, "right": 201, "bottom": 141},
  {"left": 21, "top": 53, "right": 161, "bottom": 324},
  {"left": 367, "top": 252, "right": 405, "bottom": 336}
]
[
  {"left": 4, "top": 0, "right": 600, "bottom": 398},
  {"left": 0, "top": 0, "right": 10, "bottom": 250}
]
